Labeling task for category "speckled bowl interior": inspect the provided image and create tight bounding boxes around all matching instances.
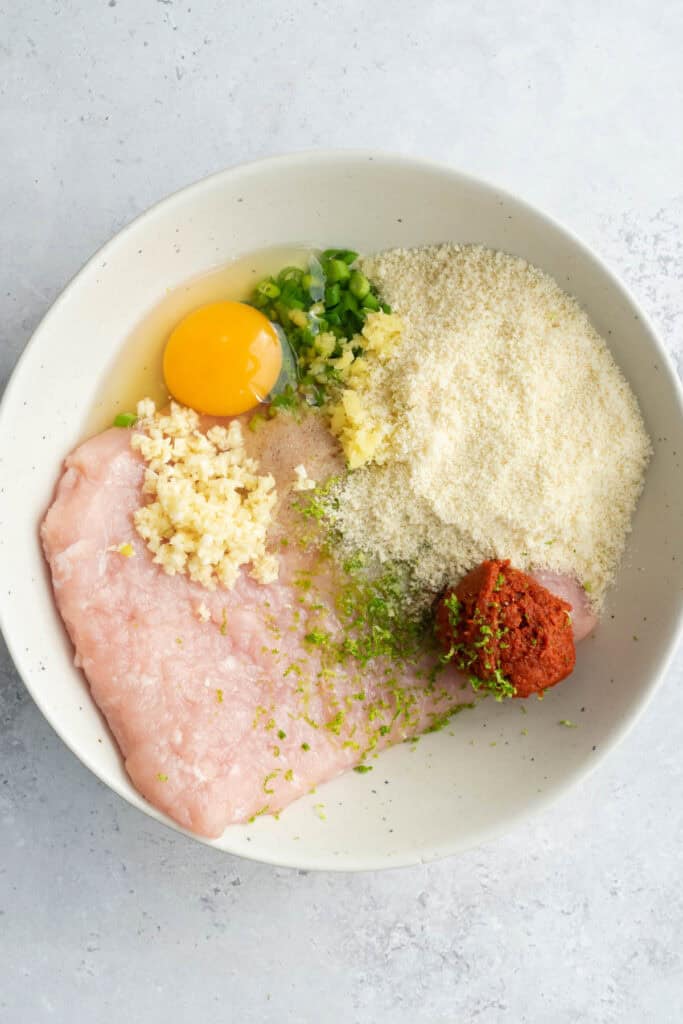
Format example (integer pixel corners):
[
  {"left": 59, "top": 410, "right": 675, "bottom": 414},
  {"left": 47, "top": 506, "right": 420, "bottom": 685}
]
[{"left": 1, "top": 151, "right": 682, "bottom": 869}]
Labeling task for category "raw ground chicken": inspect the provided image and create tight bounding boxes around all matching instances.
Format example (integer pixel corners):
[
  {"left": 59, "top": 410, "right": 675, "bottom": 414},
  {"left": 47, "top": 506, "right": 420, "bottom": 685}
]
[
  {"left": 42, "top": 410, "right": 595, "bottom": 837},
  {"left": 41, "top": 412, "right": 476, "bottom": 837}
]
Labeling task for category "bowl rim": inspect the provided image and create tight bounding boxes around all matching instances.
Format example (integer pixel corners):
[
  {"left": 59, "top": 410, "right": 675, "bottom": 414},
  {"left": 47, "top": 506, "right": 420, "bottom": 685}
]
[{"left": 2, "top": 148, "right": 682, "bottom": 870}]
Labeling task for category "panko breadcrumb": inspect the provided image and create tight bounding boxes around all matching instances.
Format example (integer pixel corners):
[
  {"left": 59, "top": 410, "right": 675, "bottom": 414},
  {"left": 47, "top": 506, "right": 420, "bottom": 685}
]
[{"left": 329, "top": 244, "right": 651, "bottom": 608}]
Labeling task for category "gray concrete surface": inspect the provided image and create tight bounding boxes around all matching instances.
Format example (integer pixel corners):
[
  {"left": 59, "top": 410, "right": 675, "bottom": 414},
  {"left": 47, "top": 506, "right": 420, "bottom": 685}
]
[{"left": 1, "top": 1, "right": 682, "bottom": 1021}]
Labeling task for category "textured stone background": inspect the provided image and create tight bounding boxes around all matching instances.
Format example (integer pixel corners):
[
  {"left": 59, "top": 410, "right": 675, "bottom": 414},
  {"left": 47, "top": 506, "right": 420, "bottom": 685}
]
[{"left": 1, "top": 2, "right": 682, "bottom": 1021}]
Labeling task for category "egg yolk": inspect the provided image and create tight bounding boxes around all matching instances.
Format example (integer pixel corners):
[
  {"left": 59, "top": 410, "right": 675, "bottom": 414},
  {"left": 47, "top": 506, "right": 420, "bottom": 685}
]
[{"left": 163, "top": 301, "right": 282, "bottom": 416}]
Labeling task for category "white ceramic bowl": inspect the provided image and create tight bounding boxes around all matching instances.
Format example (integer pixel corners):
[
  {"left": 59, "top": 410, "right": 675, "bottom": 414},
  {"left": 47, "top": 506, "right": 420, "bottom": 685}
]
[{"left": 1, "top": 152, "right": 682, "bottom": 870}]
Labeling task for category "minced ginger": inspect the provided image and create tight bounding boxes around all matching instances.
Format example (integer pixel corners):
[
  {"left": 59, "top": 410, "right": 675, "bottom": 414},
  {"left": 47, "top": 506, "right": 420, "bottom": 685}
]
[{"left": 311, "top": 311, "right": 403, "bottom": 469}]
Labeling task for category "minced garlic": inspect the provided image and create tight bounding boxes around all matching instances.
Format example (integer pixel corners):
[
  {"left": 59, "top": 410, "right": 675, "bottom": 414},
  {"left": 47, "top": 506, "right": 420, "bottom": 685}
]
[
  {"left": 292, "top": 464, "right": 316, "bottom": 491},
  {"left": 131, "top": 400, "right": 278, "bottom": 590}
]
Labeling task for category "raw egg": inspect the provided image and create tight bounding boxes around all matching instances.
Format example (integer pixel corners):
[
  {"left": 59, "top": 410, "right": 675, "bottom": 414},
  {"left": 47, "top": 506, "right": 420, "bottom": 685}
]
[{"left": 163, "top": 301, "right": 282, "bottom": 416}]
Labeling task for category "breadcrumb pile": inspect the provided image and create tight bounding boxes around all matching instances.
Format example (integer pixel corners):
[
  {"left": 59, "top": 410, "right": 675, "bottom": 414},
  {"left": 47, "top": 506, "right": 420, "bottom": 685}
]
[{"left": 327, "top": 244, "right": 651, "bottom": 608}]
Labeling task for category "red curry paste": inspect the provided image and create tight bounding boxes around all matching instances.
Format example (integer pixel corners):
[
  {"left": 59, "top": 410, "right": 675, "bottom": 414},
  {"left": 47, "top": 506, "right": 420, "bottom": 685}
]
[{"left": 435, "top": 559, "right": 575, "bottom": 698}]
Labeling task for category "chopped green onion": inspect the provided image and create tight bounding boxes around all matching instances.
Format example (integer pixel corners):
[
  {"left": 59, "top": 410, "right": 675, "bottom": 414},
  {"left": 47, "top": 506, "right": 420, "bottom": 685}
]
[
  {"left": 325, "top": 258, "right": 351, "bottom": 283},
  {"left": 255, "top": 279, "right": 280, "bottom": 300},
  {"left": 278, "top": 266, "right": 304, "bottom": 284},
  {"left": 340, "top": 291, "right": 359, "bottom": 314},
  {"left": 349, "top": 271, "right": 370, "bottom": 300},
  {"left": 249, "top": 246, "right": 389, "bottom": 407},
  {"left": 321, "top": 248, "right": 358, "bottom": 264},
  {"left": 325, "top": 284, "right": 341, "bottom": 308},
  {"left": 248, "top": 411, "right": 267, "bottom": 432},
  {"left": 113, "top": 412, "right": 137, "bottom": 428},
  {"left": 270, "top": 386, "right": 298, "bottom": 412}
]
